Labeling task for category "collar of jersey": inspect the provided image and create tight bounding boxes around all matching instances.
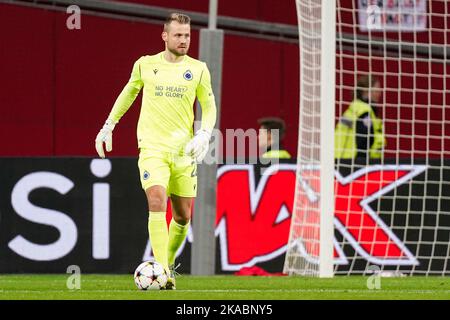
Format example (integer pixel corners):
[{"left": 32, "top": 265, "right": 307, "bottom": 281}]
[{"left": 160, "top": 52, "right": 188, "bottom": 65}]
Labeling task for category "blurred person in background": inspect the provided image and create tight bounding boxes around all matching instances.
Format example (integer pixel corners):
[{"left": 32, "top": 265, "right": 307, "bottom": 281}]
[
  {"left": 258, "top": 117, "right": 291, "bottom": 159},
  {"left": 335, "top": 75, "right": 386, "bottom": 160}
]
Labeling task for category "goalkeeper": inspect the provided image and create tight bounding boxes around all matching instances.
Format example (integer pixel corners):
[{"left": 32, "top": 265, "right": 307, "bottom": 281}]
[{"left": 94, "top": 13, "right": 216, "bottom": 290}]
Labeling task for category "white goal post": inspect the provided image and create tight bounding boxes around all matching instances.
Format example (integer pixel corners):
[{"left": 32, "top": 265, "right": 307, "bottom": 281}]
[
  {"left": 283, "top": 0, "right": 336, "bottom": 278},
  {"left": 284, "top": 0, "right": 450, "bottom": 277}
]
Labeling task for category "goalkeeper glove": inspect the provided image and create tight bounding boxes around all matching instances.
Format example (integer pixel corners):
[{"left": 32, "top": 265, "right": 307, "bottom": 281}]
[
  {"left": 95, "top": 119, "right": 116, "bottom": 159},
  {"left": 185, "top": 129, "right": 211, "bottom": 162}
]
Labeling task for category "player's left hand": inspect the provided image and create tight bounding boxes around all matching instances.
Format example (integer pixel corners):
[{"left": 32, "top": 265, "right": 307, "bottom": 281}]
[{"left": 185, "top": 129, "right": 211, "bottom": 162}]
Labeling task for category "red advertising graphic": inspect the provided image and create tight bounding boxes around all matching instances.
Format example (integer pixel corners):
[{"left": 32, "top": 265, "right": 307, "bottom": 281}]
[
  {"left": 216, "top": 165, "right": 295, "bottom": 270},
  {"left": 1, "top": 158, "right": 443, "bottom": 274},
  {"left": 214, "top": 164, "right": 426, "bottom": 270},
  {"left": 333, "top": 165, "right": 425, "bottom": 265}
]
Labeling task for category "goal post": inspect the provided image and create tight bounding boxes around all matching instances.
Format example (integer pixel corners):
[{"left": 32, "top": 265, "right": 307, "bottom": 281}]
[
  {"left": 283, "top": 0, "right": 336, "bottom": 278},
  {"left": 285, "top": 0, "right": 450, "bottom": 277},
  {"left": 319, "top": 0, "right": 336, "bottom": 278}
]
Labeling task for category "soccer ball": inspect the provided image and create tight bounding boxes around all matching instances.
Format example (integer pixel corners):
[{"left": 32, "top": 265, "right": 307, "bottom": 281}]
[{"left": 134, "top": 261, "right": 168, "bottom": 290}]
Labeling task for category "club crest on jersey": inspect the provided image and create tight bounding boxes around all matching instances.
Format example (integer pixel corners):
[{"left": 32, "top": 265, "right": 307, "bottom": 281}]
[
  {"left": 183, "top": 70, "right": 193, "bottom": 81},
  {"left": 143, "top": 171, "right": 150, "bottom": 180}
]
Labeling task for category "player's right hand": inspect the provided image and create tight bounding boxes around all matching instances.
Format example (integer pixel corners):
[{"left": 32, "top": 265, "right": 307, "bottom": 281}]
[
  {"left": 185, "top": 129, "right": 211, "bottom": 162},
  {"left": 95, "top": 119, "right": 116, "bottom": 158}
]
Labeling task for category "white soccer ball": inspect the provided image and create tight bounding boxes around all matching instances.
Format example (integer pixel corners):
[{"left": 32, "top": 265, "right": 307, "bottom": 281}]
[{"left": 134, "top": 261, "right": 168, "bottom": 290}]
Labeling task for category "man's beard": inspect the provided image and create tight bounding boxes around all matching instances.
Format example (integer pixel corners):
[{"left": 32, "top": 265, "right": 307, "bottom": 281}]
[{"left": 168, "top": 46, "right": 188, "bottom": 57}]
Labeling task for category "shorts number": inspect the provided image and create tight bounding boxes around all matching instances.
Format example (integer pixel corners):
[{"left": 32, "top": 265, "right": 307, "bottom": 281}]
[{"left": 190, "top": 162, "right": 197, "bottom": 177}]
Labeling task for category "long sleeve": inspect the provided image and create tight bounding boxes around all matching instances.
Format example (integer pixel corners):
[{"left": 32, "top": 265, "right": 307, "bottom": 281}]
[
  {"left": 196, "top": 63, "right": 217, "bottom": 133},
  {"left": 107, "top": 58, "right": 144, "bottom": 123}
]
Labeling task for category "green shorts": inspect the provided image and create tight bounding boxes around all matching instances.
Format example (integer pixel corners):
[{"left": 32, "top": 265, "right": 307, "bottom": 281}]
[{"left": 138, "top": 148, "right": 197, "bottom": 197}]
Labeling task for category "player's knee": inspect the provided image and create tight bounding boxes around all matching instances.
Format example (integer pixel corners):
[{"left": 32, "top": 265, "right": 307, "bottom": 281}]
[
  {"left": 173, "top": 203, "right": 192, "bottom": 224},
  {"left": 148, "top": 197, "right": 166, "bottom": 211},
  {"left": 173, "top": 214, "right": 190, "bottom": 225},
  {"left": 146, "top": 186, "right": 167, "bottom": 211}
]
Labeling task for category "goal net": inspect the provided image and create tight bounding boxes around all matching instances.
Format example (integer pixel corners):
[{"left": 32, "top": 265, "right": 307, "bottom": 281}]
[{"left": 284, "top": 0, "right": 450, "bottom": 277}]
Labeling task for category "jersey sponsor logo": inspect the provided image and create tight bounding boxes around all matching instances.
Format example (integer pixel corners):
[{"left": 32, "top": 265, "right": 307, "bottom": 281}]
[
  {"left": 214, "top": 164, "right": 426, "bottom": 270},
  {"left": 183, "top": 70, "right": 193, "bottom": 81},
  {"left": 143, "top": 171, "right": 150, "bottom": 180}
]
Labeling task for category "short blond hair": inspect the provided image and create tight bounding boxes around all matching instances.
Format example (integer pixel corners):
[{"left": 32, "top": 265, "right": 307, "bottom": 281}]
[{"left": 164, "top": 13, "right": 191, "bottom": 31}]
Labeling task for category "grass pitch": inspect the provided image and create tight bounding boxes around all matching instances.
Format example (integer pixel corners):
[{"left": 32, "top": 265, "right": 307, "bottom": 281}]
[{"left": 0, "top": 274, "right": 448, "bottom": 300}]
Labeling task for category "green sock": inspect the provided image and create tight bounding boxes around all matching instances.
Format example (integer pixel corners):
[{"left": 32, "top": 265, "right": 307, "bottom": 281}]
[
  {"left": 167, "top": 218, "right": 190, "bottom": 266},
  {"left": 148, "top": 211, "right": 169, "bottom": 271}
]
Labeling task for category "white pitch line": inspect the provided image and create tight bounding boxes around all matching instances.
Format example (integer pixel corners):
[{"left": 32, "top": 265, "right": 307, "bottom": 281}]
[{"left": 0, "top": 289, "right": 448, "bottom": 294}]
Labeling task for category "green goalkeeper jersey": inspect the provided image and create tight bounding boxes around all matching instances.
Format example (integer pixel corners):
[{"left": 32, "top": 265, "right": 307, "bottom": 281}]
[{"left": 107, "top": 52, "right": 217, "bottom": 154}]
